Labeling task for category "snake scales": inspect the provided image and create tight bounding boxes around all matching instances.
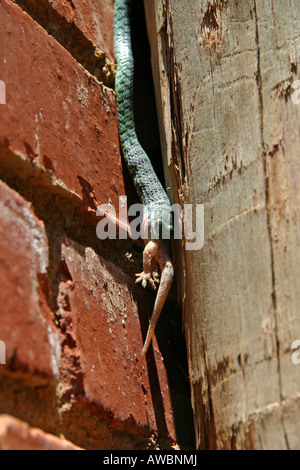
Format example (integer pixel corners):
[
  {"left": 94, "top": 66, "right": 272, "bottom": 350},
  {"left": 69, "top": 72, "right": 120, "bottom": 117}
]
[
  {"left": 113, "top": 0, "right": 173, "bottom": 238},
  {"left": 114, "top": 0, "right": 174, "bottom": 355}
]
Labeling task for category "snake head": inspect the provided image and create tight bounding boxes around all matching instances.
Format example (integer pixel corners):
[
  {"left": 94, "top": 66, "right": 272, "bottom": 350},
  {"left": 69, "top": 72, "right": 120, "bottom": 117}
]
[{"left": 142, "top": 205, "right": 173, "bottom": 241}]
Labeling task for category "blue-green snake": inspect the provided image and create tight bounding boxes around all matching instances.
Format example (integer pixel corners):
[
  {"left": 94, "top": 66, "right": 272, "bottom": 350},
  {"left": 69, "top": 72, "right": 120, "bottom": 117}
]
[
  {"left": 113, "top": 0, "right": 173, "bottom": 240},
  {"left": 114, "top": 0, "right": 174, "bottom": 355}
]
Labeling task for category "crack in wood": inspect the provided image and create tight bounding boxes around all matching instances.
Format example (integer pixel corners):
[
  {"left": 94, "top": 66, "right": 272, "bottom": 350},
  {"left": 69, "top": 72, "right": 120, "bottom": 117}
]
[
  {"left": 253, "top": 0, "right": 290, "bottom": 450},
  {"left": 200, "top": 0, "right": 228, "bottom": 48}
]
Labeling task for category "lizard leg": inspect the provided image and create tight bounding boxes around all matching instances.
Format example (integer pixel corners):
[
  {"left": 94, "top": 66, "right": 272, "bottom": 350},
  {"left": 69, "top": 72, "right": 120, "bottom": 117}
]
[
  {"left": 142, "top": 241, "right": 174, "bottom": 356},
  {"left": 135, "top": 240, "right": 159, "bottom": 290}
]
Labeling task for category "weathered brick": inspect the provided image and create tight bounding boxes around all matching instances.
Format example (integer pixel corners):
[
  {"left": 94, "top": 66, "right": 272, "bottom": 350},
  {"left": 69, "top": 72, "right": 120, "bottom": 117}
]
[
  {"left": 0, "top": 414, "right": 82, "bottom": 450},
  {"left": 57, "top": 238, "right": 176, "bottom": 439},
  {"left": 0, "top": 0, "right": 124, "bottom": 212},
  {"left": 48, "top": 0, "right": 114, "bottom": 57},
  {"left": 10, "top": 0, "right": 115, "bottom": 86},
  {"left": 13, "top": 0, "right": 114, "bottom": 58},
  {"left": 0, "top": 180, "right": 56, "bottom": 378},
  {"left": 0, "top": 0, "right": 181, "bottom": 449}
]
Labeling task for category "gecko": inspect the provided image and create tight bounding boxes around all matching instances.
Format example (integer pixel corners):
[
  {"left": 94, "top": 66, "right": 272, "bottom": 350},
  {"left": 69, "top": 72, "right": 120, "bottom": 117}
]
[{"left": 113, "top": 0, "right": 174, "bottom": 356}]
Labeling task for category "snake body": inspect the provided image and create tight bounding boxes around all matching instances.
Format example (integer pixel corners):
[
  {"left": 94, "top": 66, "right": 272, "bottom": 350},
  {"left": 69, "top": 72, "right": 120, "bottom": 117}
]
[
  {"left": 114, "top": 0, "right": 174, "bottom": 355},
  {"left": 113, "top": 0, "right": 172, "bottom": 238}
]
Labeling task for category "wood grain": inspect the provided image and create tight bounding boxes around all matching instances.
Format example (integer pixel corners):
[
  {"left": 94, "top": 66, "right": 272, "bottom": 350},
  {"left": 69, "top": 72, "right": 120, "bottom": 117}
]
[{"left": 145, "top": 0, "right": 300, "bottom": 449}]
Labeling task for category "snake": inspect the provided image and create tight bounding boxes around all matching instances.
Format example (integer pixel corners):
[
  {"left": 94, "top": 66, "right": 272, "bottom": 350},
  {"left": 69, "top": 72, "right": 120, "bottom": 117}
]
[
  {"left": 113, "top": 0, "right": 173, "bottom": 239},
  {"left": 114, "top": 0, "right": 174, "bottom": 355}
]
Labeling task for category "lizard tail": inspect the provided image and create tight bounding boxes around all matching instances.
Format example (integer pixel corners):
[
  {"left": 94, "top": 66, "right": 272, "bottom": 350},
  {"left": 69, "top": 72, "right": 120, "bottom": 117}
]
[{"left": 142, "top": 259, "right": 174, "bottom": 356}]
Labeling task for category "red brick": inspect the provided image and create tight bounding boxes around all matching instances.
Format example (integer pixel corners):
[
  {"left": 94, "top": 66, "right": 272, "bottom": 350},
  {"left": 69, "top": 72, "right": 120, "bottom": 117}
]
[
  {"left": 0, "top": 415, "right": 82, "bottom": 450},
  {"left": 49, "top": 0, "right": 115, "bottom": 58},
  {"left": 57, "top": 238, "right": 176, "bottom": 439},
  {"left": 0, "top": 0, "right": 124, "bottom": 212},
  {"left": 0, "top": 0, "right": 179, "bottom": 448},
  {"left": 0, "top": 180, "right": 56, "bottom": 378}
]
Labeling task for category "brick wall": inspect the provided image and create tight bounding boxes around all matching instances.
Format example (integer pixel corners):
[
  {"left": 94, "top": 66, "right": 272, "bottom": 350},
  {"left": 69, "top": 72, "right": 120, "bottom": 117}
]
[{"left": 0, "top": 0, "right": 193, "bottom": 450}]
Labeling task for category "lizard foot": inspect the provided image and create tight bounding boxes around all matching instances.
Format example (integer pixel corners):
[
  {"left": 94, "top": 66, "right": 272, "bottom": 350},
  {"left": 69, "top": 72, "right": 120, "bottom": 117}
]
[{"left": 135, "top": 271, "right": 158, "bottom": 290}]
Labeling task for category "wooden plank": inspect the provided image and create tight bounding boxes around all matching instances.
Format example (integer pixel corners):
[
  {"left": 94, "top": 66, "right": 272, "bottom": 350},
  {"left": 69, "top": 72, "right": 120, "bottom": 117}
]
[{"left": 145, "top": 0, "right": 300, "bottom": 449}]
